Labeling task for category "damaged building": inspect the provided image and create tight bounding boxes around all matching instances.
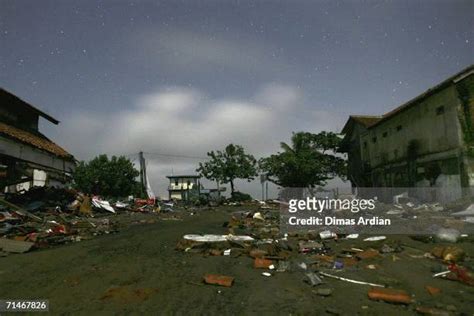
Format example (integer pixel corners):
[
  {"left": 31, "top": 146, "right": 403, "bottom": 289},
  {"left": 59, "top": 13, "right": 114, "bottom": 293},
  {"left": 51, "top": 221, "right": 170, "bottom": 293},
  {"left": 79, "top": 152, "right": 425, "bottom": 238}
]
[
  {"left": 341, "top": 65, "right": 474, "bottom": 202},
  {"left": 0, "top": 88, "right": 76, "bottom": 192}
]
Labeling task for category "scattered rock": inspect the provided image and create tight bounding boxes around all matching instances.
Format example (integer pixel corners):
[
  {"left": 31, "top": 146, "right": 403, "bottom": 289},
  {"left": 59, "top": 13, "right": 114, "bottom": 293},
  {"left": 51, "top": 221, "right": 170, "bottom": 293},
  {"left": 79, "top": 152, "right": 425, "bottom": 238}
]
[{"left": 315, "top": 288, "right": 333, "bottom": 296}]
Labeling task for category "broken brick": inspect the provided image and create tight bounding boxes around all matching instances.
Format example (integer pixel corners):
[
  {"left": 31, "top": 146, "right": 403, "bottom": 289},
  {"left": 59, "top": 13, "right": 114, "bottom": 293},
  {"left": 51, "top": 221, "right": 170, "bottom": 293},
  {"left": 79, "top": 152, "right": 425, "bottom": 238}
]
[
  {"left": 249, "top": 249, "right": 267, "bottom": 258},
  {"left": 203, "top": 274, "right": 234, "bottom": 287},
  {"left": 425, "top": 285, "right": 441, "bottom": 296},
  {"left": 368, "top": 287, "right": 412, "bottom": 304},
  {"left": 254, "top": 257, "right": 273, "bottom": 269}
]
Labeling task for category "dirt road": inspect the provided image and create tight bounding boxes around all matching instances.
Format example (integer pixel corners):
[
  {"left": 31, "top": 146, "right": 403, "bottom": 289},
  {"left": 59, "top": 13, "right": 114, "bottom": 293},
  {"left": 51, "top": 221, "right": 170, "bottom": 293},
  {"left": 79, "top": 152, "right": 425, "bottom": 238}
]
[{"left": 1, "top": 208, "right": 473, "bottom": 315}]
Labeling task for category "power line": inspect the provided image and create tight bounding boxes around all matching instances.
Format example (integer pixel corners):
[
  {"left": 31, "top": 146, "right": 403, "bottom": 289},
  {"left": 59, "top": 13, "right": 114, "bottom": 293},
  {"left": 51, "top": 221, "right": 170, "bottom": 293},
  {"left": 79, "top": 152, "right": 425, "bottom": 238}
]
[
  {"left": 115, "top": 152, "right": 209, "bottom": 160},
  {"left": 143, "top": 152, "right": 209, "bottom": 160}
]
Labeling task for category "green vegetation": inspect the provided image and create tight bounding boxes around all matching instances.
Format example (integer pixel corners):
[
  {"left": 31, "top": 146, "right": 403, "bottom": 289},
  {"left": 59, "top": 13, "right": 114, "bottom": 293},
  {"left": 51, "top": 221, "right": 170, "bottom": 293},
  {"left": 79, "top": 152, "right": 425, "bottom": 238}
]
[
  {"left": 73, "top": 154, "right": 140, "bottom": 197},
  {"left": 197, "top": 144, "right": 258, "bottom": 195},
  {"left": 259, "top": 131, "right": 346, "bottom": 187}
]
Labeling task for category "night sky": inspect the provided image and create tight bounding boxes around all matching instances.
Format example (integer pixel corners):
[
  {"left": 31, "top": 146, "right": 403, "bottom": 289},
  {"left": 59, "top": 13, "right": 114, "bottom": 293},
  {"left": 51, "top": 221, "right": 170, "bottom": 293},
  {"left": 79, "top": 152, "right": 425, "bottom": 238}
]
[{"left": 1, "top": 0, "right": 473, "bottom": 197}]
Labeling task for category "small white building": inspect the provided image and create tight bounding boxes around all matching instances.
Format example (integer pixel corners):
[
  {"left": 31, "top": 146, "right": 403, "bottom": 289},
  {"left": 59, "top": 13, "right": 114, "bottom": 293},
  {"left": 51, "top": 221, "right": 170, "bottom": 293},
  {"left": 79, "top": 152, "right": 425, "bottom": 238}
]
[{"left": 166, "top": 175, "right": 201, "bottom": 201}]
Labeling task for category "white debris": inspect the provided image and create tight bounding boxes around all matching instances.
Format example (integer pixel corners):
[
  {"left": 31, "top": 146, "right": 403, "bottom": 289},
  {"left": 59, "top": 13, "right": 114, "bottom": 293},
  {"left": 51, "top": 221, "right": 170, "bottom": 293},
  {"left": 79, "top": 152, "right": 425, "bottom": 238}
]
[
  {"left": 393, "top": 192, "right": 408, "bottom": 204},
  {"left": 386, "top": 209, "right": 404, "bottom": 215},
  {"left": 298, "top": 262, "right": 308, "bottom": 270},
  {"left": 183, "top": 234, "right": 254, "bottom": 242},
  {"left": 253, "top": 212, "right": 264, "bottom": 220},
  {"left": 363, "top": 236, "right": 386, "bottom": 241},
  {"left": 92, "top": 197, "right": 115, "bottom": 213},
  {"left": 319, "top": 230, "right": 337, "bottom": 239},
  {"left": 452, "top": 204, "right": 474, "bottom": 217},
  {"left": 436, "top": 228, "right": 460, "bottom": 243},
  {"left": 346, "top": 234, "right": 359, "bottom": 239},
  {"left": 428, "top": 203, "right": 444, "bottom": 212}
]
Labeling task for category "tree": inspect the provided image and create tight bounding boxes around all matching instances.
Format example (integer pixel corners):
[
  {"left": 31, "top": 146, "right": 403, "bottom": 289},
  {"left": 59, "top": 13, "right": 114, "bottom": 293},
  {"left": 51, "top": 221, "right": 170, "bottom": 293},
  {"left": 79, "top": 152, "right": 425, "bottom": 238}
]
[
  {"left": 197, "top": 144, "right": 258, "bottom": 194},
  {"left": 259, "top": 131, "right": 346, "bottom": 188},
  {"left": 73, "top": 154, "right": 140, "bottom": 197}
]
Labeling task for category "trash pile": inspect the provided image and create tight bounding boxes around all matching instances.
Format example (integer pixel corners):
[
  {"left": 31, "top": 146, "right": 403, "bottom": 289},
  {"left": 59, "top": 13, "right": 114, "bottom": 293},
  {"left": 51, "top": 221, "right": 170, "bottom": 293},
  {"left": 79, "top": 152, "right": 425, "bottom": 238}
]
[
  {"left": 176, "top": 205, "right": 474, "bottom": 313},
  {"left": 0, "top": 187, "right": 162, "bottom": 256}
]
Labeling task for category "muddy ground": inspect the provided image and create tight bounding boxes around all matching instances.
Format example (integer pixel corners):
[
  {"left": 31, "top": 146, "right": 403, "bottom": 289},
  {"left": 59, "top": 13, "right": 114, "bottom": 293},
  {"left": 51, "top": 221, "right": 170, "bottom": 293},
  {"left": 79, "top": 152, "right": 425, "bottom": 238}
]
[{"left": 1, "top": 207, "right": 473, "bottom": 315}]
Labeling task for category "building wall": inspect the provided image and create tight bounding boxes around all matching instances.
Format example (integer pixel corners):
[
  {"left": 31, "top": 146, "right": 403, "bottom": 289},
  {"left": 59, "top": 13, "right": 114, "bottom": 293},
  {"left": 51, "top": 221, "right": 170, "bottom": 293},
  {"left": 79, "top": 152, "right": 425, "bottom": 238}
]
[
  {"left": 360, "top": 85, "right": 463, "bottom": 170},
  {"left": 455, "top": 72, "right": 474, "bottom": 188},
  {"left": 342, "top": 71, "right": 474, "bottom": 203},
  {"left": 5, "top": 169, "right": 47, "bottom": 193},
  {"left": 168, "top": 178, "right": 198, "bottom": 190},
  {"left": 170, "top": 191, "right": 183, "bottom": 200},
  {"left": 346, "top": 123, "right": 370, "bottom": 187},
  {"left": 356, "top": 79, "right": 472, "bottom": 202}
]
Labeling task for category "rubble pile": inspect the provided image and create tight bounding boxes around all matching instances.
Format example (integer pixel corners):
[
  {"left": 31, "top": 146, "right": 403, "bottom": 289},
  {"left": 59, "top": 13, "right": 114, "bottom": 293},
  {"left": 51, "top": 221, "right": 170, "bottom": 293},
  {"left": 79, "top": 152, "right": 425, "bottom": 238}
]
[
  {"left": 0, "top": 187, "right": 163, "bottom": 255},
  {"left": 176, "top": 202, "right": 474, "bottom": 313}
]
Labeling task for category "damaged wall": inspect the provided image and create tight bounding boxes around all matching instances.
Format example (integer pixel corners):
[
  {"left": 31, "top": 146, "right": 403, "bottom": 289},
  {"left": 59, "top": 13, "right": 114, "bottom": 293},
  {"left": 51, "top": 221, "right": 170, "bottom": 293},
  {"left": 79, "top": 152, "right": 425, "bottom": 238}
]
[{"left": 342, "top": 66, "right": 474, "bottom": 203}]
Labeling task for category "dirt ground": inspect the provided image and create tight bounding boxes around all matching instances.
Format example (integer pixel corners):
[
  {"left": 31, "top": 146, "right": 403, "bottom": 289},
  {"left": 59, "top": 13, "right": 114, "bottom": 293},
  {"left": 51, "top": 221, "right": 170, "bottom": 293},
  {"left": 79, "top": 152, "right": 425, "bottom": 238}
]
[{"left": 1, "top": 207, "right": 473, "bottom": 315}]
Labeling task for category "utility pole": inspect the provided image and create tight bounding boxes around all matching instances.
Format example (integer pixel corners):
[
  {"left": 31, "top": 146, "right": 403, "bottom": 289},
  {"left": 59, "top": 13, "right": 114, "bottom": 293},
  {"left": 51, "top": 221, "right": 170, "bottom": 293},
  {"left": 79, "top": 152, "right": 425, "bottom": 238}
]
[
  {"left": 260, "top": 173, "right": 267, "bottom": 201},
  {"left": 139, "top": 151, "right": 147, "bottom": 198},
  {"left": 265, "top": 180, "right": 268, "bottom": 201}
]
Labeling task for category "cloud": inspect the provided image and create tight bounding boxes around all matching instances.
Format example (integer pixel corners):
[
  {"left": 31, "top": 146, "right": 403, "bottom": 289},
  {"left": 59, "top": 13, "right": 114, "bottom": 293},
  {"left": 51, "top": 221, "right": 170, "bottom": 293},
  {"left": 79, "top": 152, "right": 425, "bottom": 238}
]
[
  {"left": 254, "top": 83, "right": 303, "bottom": 111},
  {"left": 129, "top": 29, "right": 293, "bottom": 75},
  {"left": 48, "top": 84, "right": 347, "bottom": 198}
]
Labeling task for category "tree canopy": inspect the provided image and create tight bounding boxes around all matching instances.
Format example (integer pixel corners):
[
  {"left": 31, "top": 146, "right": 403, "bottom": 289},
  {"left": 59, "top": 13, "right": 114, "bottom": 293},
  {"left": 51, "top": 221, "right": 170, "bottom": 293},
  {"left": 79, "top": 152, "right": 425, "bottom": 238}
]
[
  {"left": 197, "top": 144, "right": 258, "bottom": 194},
  {"left": 259, "top": 131, "right": 346, "bottom": 188},
  {"left": 73, "top": 154, "right": 140, "bottom": 197}
]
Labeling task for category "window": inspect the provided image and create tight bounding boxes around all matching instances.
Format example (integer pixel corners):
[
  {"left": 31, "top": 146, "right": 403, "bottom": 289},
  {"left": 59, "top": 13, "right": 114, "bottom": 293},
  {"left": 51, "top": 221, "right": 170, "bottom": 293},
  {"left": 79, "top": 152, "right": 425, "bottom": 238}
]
[
  {"left": 396, "top": 125, "right": 402, "bottom": 131},
  {"left": 436, "top": 105, "right": 445, "bottom": 115},
  {"left": 187, "top": 180, "right": 191, "bottom": 186},
  {"left": 382, "top": 131, "right": 388, "bottom": 138},
  {"left": 372, "top": 137, "right": 377, "bottom": 143},
  {"left": 175, "top": 180, "right": 178, "bottom": 186},
  {"left": 363, "top": 141, "right": 367, "bottom": 148}
]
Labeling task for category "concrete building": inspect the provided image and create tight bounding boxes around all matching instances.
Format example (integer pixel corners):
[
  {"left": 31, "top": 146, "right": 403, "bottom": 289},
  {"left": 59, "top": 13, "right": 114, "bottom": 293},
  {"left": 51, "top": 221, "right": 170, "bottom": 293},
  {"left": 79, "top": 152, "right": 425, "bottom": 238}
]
[
  {"left": 0, "top": 88, "right": 76, "bottom": 192},
  {"left": 166, "top": 175, "right": 201, "bottom": 201},
  {"left": 341, "top": 65, "right": 474, "bottom": 202}
]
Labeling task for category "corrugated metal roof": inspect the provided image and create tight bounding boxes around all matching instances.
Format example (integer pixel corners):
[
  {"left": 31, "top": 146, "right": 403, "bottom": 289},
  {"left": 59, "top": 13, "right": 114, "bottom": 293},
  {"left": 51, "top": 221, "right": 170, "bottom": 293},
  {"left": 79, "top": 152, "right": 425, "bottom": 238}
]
[{"left": 0, "top": 122, "right": 74, "bottom": 159}]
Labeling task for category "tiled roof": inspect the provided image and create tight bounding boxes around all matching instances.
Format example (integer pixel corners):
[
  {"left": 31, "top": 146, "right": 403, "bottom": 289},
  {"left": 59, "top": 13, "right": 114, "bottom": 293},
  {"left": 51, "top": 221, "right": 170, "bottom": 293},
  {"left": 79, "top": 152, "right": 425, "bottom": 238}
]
[{"left": 0, "top": 122, "right": 74, "bottom": 159}]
